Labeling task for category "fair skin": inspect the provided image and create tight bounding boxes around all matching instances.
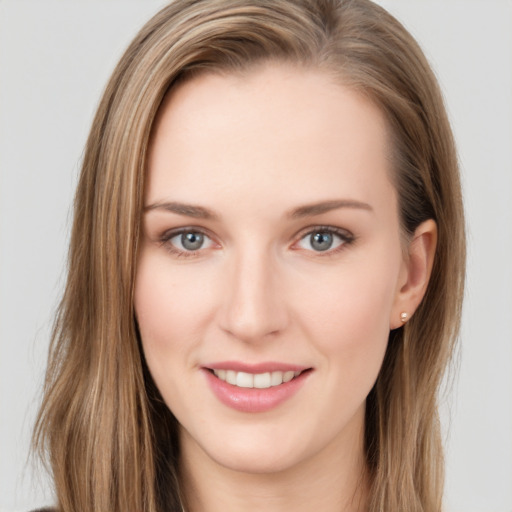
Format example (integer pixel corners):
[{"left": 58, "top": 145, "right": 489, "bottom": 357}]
[{"left": 135, "top": 63, "right": 436, "bottom": 512}]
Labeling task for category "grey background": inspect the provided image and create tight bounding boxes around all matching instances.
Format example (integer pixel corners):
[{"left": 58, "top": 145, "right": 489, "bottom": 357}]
[{"left": 1, "top": 1, "right": 511, "bottom": 510}]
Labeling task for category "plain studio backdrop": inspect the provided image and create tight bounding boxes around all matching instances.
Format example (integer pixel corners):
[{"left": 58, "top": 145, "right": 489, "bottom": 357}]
[{"left": 0, "top": 1, "right": 511, "bottom": 511}]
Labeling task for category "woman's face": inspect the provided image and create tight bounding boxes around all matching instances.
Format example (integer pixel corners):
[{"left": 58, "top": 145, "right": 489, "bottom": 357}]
[{"left": 135, "top": 64, "right": 408, "bottom": 475}]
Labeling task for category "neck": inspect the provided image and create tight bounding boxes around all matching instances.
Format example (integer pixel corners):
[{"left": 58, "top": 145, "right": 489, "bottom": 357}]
[{"left": 178, "top": 409, "right": 369, "bottom": 512}]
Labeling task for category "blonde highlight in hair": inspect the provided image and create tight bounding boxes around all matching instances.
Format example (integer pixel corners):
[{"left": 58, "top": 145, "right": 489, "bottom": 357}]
[{"left": 33, "top": 1, "right": 465, "bottom": 511}]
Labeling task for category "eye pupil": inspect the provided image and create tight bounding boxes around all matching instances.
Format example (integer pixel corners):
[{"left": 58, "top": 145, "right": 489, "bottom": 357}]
[
  {"left": 310, "top": 232, "right": 333, "bottom": 251},
  {"left": 181, "top": 232, "right": 204, "bottom": 251}
]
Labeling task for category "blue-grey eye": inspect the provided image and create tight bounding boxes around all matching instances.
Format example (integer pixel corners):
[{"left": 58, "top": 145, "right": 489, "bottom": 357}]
[
  {"left": 297, "top": 229, "right": 347, "bottom": 252},
  {"left": 310, "top": 232, "right": 333, "bottom": 251},
  {"left": 169, "top": 231, "right": 213, "bottom": 252},
  {"left": 182, "top": 232, "right": 204, "bottom": 250}
]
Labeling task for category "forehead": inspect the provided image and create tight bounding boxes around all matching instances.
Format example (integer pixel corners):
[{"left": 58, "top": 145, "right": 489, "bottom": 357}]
[{"left": 146, "top": 63, "right": 395, "bottom": 217}]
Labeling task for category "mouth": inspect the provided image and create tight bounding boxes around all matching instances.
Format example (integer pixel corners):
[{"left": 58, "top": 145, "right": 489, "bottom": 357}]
[
  {"left": 208, "top": 368, "right": 307, "bottom": 389},
  {"left": 202, "top": 361, "right": 312, "bottom": 412}
]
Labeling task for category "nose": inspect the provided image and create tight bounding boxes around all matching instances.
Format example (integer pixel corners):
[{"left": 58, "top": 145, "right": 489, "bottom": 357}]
[{"left": 218, "top": 247, "right": 289, "bottom": 343}]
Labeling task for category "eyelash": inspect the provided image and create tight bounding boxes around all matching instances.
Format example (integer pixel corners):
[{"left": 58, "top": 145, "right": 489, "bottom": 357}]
[
  {"left": 159, "top": 225, "right": 355, "bottom": 259},
  {"left": 159, "top": 227, "right": 217, "bottom": 259},
  {"left": 293, "top": 225, "right": 355, "bottom": 256}
]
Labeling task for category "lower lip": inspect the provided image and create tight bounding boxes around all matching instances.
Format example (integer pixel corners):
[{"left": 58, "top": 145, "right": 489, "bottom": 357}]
[{"left": 203, "top": 369, "right": 311, "bottom": 413}]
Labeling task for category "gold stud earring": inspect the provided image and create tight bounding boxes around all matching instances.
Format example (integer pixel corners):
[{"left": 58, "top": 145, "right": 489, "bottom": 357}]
[{"left": 400, "top": 312, "right": 408, "bottom": 323}]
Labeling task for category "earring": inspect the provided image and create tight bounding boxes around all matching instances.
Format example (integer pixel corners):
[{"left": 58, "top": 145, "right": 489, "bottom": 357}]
[{"left": 400, "top": 312, "right": 408, "bottom": 323}]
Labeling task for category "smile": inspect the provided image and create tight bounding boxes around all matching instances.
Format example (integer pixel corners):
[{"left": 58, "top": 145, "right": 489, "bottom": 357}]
[
  {"left": 212, "top": 369, "right": 303, "bottom": 389},
  {"left": 203, "top": 364, "right": 312, "bottom": 413}
]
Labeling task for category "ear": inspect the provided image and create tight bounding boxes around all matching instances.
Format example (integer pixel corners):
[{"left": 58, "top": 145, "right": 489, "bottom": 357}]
[{"left": 390, "top": 219, "right": 437, "bottom": 329}]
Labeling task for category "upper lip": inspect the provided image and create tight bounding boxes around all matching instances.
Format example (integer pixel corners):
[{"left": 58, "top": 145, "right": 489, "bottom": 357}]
[{"left": 203, "top": 361, "right": 311, "bottom": 373}]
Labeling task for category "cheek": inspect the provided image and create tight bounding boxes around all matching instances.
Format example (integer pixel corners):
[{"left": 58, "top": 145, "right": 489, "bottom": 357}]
[
  {"left": 134, "top": 253, "right": 213, "bottom": 374},
  {"left": 295, "top": 249, "right": 401, "bottom": 372}
]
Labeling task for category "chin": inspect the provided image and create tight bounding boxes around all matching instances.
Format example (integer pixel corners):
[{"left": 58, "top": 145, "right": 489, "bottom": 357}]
[
  {"left": 179, "top": 416, "right": 351, "bottom": 478},
  {"left": 202, "top": 442, "right": 307, "bottom": 475}
]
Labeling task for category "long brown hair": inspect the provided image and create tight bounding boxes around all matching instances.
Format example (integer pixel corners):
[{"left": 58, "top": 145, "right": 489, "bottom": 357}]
[{"left": 33, "top": 1, "right": 465, "bottom": 511}]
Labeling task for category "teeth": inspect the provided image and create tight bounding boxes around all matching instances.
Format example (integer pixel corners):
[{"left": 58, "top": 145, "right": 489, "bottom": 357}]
[
  {"left": 253, "top": 372, "right": 271, "bottom": 388},
  {"left": 283, "top": 370, "right": 294, "bottom": 383},
  {"left": 226, "top": 370, "right": 237, "bottom": 385},
  {"left": 236, "top": 372, "right": 253, "bottom": 388},
  {"left": 271, "top": 371, "right": 282, "bottom": 386},
  {"left": 213, "top": 369, "right": 303, "bottom": 388}
]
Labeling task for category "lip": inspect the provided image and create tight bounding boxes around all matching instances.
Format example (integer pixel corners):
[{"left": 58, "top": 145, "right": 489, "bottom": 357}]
[
  {"left": 204, "top": 360, "right": 309, "bottom": 373},
  {"left": 202, "top": 362, "right": 312, "bottom": 413}
]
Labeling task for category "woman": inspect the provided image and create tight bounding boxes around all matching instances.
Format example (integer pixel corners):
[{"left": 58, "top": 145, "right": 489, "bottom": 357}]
[{"left": 32, "top": 0, "right": 465, "bottom": 511}]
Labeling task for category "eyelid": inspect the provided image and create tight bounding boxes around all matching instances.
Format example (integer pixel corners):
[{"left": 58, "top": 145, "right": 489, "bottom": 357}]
[
  {"left": 291, "top": 225, "right": 355, "bottom": 254},
  {"left": 159, "top": 226, "right": 219, "bottom": 257},
  {"left": 157, "top": 224, "right": 355, "bottom": 258}
]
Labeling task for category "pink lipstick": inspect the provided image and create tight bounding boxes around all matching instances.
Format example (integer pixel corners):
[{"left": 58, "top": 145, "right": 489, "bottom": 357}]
[{"left": 202, "top": 361, "right": 312, "bottom": 413}]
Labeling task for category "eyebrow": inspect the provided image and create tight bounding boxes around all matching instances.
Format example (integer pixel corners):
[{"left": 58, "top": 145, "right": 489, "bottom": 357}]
[
  {"left": 144, "top": 201, "right": 218, "bottom": 220},
  {"left": 287, "top": 199, "right": 373, "bottom": 218},
  {"left": 143, "top": 198, "right": 373, "bottom": 220}
]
